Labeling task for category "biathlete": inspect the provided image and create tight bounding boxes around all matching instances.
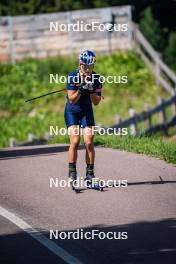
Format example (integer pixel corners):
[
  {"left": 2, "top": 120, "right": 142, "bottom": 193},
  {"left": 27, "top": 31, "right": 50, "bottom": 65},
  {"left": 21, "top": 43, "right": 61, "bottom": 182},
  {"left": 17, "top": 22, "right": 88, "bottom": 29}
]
[{"left": 64, "top": 50, "right": 102, "bottom": 185}]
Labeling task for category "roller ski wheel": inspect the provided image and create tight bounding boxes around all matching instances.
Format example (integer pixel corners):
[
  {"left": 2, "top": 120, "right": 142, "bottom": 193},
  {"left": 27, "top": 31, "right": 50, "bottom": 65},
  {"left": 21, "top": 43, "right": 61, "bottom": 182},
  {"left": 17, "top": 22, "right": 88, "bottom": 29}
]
[
  {"left": 69, "top": 179, "right": 78, "bottom": 192},
  {"left": 85, "top": 177, "right": 104, "bottom": 191}
]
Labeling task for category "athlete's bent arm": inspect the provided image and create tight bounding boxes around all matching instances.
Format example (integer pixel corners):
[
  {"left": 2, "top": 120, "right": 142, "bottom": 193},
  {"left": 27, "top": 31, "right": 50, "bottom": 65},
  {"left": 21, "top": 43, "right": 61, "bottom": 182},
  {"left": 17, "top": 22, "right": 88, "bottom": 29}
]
[
  {"left": 90, "top": 93, "right": 101, "bottom": 105},
  {"left": 67, "top": 90, "right": 81, "bottom": 104}
]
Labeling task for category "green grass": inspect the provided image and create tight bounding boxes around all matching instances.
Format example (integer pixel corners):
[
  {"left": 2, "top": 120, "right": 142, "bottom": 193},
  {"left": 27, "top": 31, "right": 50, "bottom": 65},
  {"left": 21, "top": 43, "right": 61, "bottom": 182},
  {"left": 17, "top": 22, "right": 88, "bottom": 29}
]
[
  {"left": 0, "top": 112, "right": 66, "bottom": 147},
  {"left": 47, "top": 133, "right": 176, "bottom": 164},
  {"left": 93, "top": 135, "right": 176, "bottom": 164}
]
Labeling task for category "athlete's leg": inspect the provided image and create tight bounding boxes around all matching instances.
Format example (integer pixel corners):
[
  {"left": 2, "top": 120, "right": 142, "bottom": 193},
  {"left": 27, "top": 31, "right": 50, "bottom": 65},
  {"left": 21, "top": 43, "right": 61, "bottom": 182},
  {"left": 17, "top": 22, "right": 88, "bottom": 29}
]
[
  {"left": 85, "top": 148, "right": 90, "bottom": 164},
  {"left": 67, "top": 125, "right": 80, "bottom": 180},
  {"left": 83, "top": 126, "right": 94, "bottom": 164},
  {"left": 80, "top": 105, "right": 95, "bottom": 180},
  {"left": 83, "top": 126, "right": 95, "bottom": 180},
  {"left": 68, "top": 125, "right": 80, "bottom": 163},
  {"left": 64, "top": 102, "right": 81, "bottom": 179}
]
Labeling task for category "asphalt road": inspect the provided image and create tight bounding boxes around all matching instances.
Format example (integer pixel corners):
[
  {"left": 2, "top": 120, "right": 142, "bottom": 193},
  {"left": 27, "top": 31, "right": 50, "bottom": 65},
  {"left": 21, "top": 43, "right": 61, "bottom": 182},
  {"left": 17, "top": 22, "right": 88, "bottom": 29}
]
[{"left": 0, "top": 144, "right": 176, "bottom": 264}]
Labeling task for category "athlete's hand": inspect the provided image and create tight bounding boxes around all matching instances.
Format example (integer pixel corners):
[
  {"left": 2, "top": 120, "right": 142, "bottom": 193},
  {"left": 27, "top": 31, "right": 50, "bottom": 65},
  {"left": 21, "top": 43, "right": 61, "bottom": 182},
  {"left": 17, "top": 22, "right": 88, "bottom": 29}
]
[
  {"left": 77, "top": 82, "right": 88, "bottom": 95},
  {"left": 80, "top": 81, "right": 96, "bottom": 94},
  {"left": 88, "top": 83, "right": 96, "bottom": 94},
  {"left": 77, "top": 75, "right": 95, "bottom": 95}
]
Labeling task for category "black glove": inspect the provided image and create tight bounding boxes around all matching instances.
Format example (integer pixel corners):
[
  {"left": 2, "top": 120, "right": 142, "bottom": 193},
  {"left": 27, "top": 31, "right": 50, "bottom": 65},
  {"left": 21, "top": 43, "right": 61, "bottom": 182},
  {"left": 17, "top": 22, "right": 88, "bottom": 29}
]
[
  {"left": 88, "top": 83, "right": 96, "bottom": 94},
  {"left": 77, "top": 82, "right": 89, "bottom": 95},
  {"left": 80, "top": 82, "right": 96, "bottom": 94}
]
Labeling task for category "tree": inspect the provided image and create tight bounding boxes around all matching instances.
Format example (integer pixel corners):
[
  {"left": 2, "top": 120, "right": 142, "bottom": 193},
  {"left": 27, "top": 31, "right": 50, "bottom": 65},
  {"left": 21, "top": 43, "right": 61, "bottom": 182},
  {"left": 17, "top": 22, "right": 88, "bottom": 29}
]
[
  {"left": 164, "top": 32, "right": 176, "bottom": 70},
  {"left": 139, "top": 7, "right": 164, "bottom": 52}
]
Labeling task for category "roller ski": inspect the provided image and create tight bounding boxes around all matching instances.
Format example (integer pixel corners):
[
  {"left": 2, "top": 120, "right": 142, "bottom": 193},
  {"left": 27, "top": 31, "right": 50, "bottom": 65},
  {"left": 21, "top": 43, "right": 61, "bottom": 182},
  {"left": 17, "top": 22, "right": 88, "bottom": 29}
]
[
  {"left": 85, "top": 177, "right": 104, "bottom": 191},
  {"left": 85, "top": 165, "right": 104, "bottom": 191},
  {"left": 68, "top": 163, "right": 78, "bottom": 192}
]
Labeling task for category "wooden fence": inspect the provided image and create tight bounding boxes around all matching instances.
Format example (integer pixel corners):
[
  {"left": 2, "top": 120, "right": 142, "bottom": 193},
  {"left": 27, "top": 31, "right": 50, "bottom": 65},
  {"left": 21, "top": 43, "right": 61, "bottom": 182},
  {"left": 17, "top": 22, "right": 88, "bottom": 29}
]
[
  {"left": 0, "top": 5, "right": 134, "bottom": 63},
  {"left": 109, "top": 93, "right": 176, "bottom": 136},
  {"left": 135, "top": 26, "right": 176, "bottom": 95},
  {"left": 8, "top": 94, "right": 176, "bottom": 147}
]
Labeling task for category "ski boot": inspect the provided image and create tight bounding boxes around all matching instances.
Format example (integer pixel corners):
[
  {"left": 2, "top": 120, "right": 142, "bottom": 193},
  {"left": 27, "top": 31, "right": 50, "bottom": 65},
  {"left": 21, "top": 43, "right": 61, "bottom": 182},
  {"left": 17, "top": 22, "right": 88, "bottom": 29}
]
[
  {"left": 68, "top": 163, "right": 77, "bottom": 191},
  {"left": 85, "top": 165, "right": 103, "bottom": 191}
]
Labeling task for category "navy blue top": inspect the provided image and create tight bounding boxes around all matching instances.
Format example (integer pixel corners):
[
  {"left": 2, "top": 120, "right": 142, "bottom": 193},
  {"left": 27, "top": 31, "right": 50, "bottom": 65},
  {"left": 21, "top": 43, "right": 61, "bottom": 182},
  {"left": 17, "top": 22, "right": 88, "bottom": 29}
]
[{"left": 66, "top": 69, "right": 102, "bottom": 113}]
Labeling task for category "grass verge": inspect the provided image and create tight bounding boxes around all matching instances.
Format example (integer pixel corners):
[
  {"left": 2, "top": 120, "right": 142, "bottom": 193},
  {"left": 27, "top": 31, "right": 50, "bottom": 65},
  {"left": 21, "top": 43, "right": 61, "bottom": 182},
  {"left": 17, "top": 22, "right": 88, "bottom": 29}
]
[
  {"left": 48, "top": 134, "right": 176, "bottom": 164},
  {"left": 94, "top": 135, "right": 176, "bottom": 164}
]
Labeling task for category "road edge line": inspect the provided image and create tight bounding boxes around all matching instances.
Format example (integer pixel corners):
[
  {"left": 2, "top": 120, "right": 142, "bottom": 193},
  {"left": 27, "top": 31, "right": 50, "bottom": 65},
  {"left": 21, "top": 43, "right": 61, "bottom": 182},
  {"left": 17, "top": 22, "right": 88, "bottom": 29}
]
[{"left": 0, "top": 205, "right": 83, "bottom": 264}]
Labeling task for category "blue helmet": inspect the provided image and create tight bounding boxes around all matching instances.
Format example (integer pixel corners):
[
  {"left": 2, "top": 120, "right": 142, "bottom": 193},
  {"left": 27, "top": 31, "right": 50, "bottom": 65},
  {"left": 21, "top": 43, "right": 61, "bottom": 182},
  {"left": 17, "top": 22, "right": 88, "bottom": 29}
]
[{"left": 79, "top": 50, "right": 96, "bottom": 65}]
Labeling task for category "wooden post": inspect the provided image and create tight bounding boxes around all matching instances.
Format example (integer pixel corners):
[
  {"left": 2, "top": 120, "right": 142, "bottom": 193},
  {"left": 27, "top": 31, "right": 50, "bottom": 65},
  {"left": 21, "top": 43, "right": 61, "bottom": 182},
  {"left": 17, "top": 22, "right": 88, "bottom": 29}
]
[
  {"left": 67, "top": 11, "right": 74, "bottom": 55},
  {"left": 129, "top": 108, "right": 138, "bottom": 136},
  {"left": 171, "top": 90, "right": 176, "bottom": 133},
  {"left": 144, "top": 103, "right": 152, "bottom": 131},
  {"left": 9, "top": 138, "right": 16, "bottom": 147},
  {"left": 97, "top": 123, "right": 104, "bottom": 128},
  {"left": 171, "top": 89, "right": 176, "bottom": 116},
  {"left": 114, "top": 115, "right": 122, "bottom": 136},
  {"left": 27, "top": 133, "right": 35, "bottom": 142},
  {"left": 44, "top": 132, "right": 51, "bottom": 140},
  {"left": 157, "top": 96, "right": 168, "bottom": 135},
  {"left": 114, "top": 115, "right": 122, "bottom": 125},
  {"left": 8, "top": 16, "right": 16, "bottom": 64},
  {"left": 96, "top": 123, "right": 105, "bottom": 135},
  {"left": 155, "top": 61, "right": 160, "bottom": 85}
]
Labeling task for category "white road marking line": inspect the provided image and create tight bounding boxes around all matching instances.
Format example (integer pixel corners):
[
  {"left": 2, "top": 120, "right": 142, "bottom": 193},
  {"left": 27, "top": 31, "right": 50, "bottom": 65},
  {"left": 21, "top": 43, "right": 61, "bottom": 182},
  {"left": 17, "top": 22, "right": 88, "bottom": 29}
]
[{"left": 0, "top": 206, "right": 83, "bottom": 264}]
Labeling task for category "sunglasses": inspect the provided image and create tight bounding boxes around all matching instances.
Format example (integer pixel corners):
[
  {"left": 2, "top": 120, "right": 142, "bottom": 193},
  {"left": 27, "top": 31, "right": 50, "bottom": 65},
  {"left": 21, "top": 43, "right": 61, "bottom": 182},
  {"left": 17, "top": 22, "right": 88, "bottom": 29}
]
[{"left": 80, "top": 64, "right": 94, "bottom": 71}]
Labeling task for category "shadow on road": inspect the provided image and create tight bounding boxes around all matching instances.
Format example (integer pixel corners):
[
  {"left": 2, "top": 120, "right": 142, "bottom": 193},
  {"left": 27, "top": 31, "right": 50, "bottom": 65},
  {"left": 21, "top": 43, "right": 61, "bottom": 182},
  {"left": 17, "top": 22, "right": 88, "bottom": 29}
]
[
  {"left": 127, "top": 178, "right": 176, "bottom": 186},
  {"left": 0, "top": 227, "right": 66, "bottom": 264},
  {"left": 102, "top": 177, "right": 176, "bottom": 190},
  {"left": 1, "top": 218, "right": 176, "bottom": 264},
  {"left": 0, "top": 145, "right": 85, "bottom": 160}
]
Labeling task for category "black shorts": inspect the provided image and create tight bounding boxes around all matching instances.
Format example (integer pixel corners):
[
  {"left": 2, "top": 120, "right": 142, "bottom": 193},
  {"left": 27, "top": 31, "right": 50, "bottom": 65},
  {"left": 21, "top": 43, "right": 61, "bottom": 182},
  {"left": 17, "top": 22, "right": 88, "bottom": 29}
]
[{"left": 64, "top": 103, "right": 95, "bottom": 128}]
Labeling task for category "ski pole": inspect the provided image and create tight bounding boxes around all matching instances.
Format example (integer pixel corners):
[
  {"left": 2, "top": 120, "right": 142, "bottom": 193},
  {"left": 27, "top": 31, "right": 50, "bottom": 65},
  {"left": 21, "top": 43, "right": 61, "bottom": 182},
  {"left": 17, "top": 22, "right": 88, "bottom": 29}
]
[
  {"left": 25, "top": 88, "right": 66, "bottom": 102},
  {"left": 25, "top": 88, "right": 104, "bottom": 103}
]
